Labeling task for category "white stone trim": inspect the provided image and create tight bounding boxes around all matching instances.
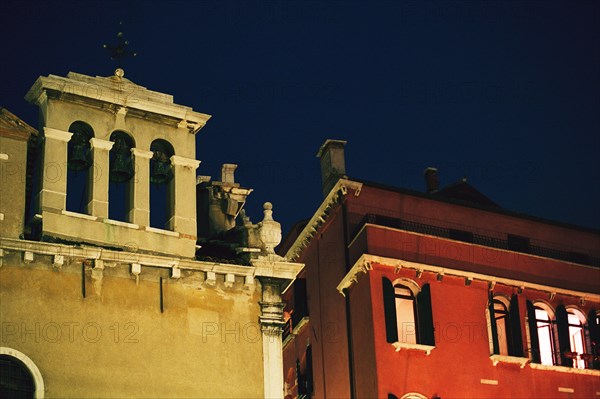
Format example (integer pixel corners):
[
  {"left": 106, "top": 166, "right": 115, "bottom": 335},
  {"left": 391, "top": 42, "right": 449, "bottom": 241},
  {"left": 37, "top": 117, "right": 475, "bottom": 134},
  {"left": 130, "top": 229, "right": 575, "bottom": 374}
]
[
  {"left": 0, "top": 347, "right": 45, "bottom": 398},
  {"left": 285, "top": 178, "right": 363, "bottom": 261},
  {"left": 558, "top": 387, "right": 574, "bottom": 393},
  {"left": 480, "top": 379, "right": 498, "bottom": 385},
  {"left": 131, "top": 148, "right": 154, "bottom": 159},
  {"left": 61, "top": 210, "right": 98, "bottom": 221},
  {"left": 529, "top": 362, "right": 600, "bottom": 376},
  {"left": 351, "top": 254, "right": 600, "bottom": 301},
  {"left": 145, "top": 226, "right": 179, "bottom": 237},
  {"left": 89, "top": 137, "right": 114, "bottom": 151},
  {"left": 337, "top": 258, "right": 372, "bottom": 295},
  {"left": 0, "top": 153, "right": 8, "bottom": 160},
  {"left": 43, "top": 127, "right": 72, "bottom": 142},
  {"left": 391, "top": 341, "right": 435, "bottom": 355},
  {"left": 103, "top": 218, "right": 139, "bottom": 229},
  {"left": 170, "top": 155, "right": 200, "bottom": 169},
  {"left": 490, "top": 354, "right": 530, "bottom": 368}
]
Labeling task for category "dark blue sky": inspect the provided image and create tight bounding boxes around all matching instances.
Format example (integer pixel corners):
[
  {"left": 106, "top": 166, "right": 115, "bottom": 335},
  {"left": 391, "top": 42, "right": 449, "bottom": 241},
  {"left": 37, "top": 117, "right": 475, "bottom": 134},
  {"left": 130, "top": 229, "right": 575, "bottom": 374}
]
[{"left": 3, "top": 1, "right": 599, "bottom": 233}]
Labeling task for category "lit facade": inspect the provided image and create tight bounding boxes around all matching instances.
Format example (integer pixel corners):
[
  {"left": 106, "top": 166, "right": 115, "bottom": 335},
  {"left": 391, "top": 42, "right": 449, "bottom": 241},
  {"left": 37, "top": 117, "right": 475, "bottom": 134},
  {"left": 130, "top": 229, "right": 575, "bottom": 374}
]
[
  {"left": 0, "top": 71, "right": 302, "bottom": 398},
  {"left": 280, "top": 140, "right": 600, "bottom": 399}
]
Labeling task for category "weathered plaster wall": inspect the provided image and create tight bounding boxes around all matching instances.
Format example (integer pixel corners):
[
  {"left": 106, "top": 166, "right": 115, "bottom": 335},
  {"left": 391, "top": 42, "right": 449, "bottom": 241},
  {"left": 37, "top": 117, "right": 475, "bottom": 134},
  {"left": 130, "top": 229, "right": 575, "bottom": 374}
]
[{"left": 0, "top": 254, "right": 264, "bottom": 398}]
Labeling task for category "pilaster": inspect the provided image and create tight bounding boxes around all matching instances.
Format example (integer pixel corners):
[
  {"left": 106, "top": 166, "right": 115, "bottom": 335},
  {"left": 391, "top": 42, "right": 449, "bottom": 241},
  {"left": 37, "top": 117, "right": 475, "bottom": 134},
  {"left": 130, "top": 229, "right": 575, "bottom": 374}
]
[
  {"left": 128, "top": 148, "right": 153, "bottom": 226},
  {"left": 38, "top": 127, "right": 72, "bottom": 212},
  {"left": 259, "top": 278, "right": 286, "bottom": 399},
  {"left": 86, "top": 138, "right": 114, "bottom": 217},
  {"left": 167, "top": 155, "right": 200, "bottom": 235}
]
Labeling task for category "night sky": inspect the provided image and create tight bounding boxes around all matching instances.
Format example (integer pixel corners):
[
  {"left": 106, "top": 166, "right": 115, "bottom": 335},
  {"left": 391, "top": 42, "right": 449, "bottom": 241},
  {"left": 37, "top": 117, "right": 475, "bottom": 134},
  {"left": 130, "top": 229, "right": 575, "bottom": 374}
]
[{"left": 2, "top": 1, "right": 599, "bottom": 234}]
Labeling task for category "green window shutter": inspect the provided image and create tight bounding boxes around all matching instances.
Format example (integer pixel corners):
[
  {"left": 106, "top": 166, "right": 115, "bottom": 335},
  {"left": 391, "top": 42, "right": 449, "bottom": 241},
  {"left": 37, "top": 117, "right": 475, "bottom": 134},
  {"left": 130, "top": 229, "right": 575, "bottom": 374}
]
[
  {"left": 417, "top": 283, "right": 435, "bottom": 346},
  {"left": 526, "top": 300, "right": 541, "bottom": 364},
  {"left": 488, "top": 292, "right": 499, "bottom": 355},
  {"left": 556, "top": 304, "right": 572, "bottom": 367},
  {"left": 508, "top": 295, "right": 524, "bottom": 357},
  {"left": 382, "top": 277, "right": 398, "bottom": 343}
]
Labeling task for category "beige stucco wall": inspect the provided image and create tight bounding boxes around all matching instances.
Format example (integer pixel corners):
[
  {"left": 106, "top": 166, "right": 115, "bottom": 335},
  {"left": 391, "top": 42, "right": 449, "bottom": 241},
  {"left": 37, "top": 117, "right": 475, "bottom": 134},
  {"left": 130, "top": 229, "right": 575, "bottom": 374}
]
[
  {"left": 0, "top": 253, "right": 264, "bottom": 398},
  {"left": 0, "top": 136, "right": 28, "bottom": 239}
]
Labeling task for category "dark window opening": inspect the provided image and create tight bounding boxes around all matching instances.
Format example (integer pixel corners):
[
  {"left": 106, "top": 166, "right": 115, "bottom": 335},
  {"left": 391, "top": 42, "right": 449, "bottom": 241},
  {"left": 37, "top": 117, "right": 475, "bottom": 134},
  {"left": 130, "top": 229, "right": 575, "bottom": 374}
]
[
  {"left": 508, "top": 234, "right": 530, "bottom": 253},
  {"left": 66, "top": 121, "right": 94, "bottom": 214},
  {"left": 108, "top": 131, "right": 135, "bottom": 222},
  {"left": 149, "top": 139, "right": 174, "bottom": 230},
  {"left": 449, "top": 228, "right": 473, "bottom": 243}
]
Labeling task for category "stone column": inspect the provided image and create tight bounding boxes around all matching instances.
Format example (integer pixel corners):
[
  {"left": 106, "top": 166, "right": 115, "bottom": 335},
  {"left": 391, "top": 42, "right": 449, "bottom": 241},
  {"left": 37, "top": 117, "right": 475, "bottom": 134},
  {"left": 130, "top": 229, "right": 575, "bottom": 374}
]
[
  {"left": 259, "top": 278, "right": 286, "bottom": 399},
  {"left": 128, "top": 148, "right": 153, "bottom": 226},
  {"left": 38, "top": 127, "right": 72, "bottom": 212},
  {"left": 168, "top": 155, "right": 200, "bottom": 236},
  {"left": 86, "top": 138, "right": 114, "bottom": 218}
]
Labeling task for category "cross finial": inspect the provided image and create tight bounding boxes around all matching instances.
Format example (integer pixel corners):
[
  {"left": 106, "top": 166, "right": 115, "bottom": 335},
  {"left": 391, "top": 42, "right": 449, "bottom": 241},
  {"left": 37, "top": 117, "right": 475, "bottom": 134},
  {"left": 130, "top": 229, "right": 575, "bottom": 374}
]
[{"left": 102, "top": 22, "right": 137, "bottom": 69}]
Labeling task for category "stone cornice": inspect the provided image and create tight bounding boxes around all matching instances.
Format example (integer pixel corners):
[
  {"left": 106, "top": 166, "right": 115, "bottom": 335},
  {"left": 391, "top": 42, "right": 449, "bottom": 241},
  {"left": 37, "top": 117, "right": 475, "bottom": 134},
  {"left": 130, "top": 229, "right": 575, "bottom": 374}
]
[
  {"left": 131, "top": 148, "right": 154, "bottom": 159},
  {"left": 285, "top": 178, "right": 363, "bottom": 261},
  {"left": 170, "top": 155, "right": 201, "bottom": 169},
  {"left": 25, "top": 73, "right": 211, "bottom": 134},
  {"left": 339, "top": 253, "right": 600, "bottom": 302},
  {"left": 89, "top": 137, "right": 114, "bottom": 151},
  {"left": 0, "top": 238, "right": 301, "bottom": 284},
  {"left": 43, "top": 127, "right": 72, "bottom": 142}
]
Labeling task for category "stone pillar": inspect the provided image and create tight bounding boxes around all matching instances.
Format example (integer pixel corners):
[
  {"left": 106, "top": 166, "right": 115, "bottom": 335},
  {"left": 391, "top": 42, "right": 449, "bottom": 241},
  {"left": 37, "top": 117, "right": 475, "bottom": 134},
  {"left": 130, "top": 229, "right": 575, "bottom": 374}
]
[
  {"left": 86, "top": 138, "right": 114, "bottom": 217},
  {"left": 259, "top": 278, "right": 285, "bottom": 399},
  {"left": 168, "top": 155, "right": 200, "bottom": 236},
  {"left": 128, "top": 148, "right": 153, "bottom": 226},
  {"left": 38, "top": 127, "right": 72, "bottom": 212}
]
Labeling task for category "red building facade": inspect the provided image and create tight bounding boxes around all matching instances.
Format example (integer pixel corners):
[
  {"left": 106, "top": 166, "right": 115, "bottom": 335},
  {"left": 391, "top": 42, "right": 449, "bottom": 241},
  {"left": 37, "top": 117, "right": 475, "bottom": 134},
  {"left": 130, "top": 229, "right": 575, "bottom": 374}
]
[{"left": 280, "top": 140, "right": 600, "bottom": 399}]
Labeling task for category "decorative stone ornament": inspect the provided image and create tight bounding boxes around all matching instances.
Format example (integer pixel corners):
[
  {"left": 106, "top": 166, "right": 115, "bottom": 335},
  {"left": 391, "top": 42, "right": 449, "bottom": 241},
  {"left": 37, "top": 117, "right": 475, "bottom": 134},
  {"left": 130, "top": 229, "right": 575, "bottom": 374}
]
[{"left": 258, "top": 202, "right": 281, "bottom": 254}]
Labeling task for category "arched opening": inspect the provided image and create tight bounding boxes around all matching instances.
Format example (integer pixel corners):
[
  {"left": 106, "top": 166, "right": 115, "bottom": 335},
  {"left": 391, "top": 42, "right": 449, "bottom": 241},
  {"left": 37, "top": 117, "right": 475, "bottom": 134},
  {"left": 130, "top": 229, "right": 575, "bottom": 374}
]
[
  {"left": 66, "top": 121, "right": 94, "bottom": 214},
  {"left": 149, "top": 139, "right": 174, "bottom": 230},
  {"left": 108, "top": 131, "right": 135, "bottom": 222},
  {"left": 566, "top": 307, "right": 587, "bottom": 369},
  {"left": 488, "top": 294, "right": 523, "bottom": 357},
  {"left": 382, "top": 277, "right": 435, "bottom": 346},
  {"left": 0, "top": 355, "right": 35, "bottom": 399},
  {"left": 527, "top": 301, "right": 556, "bottom": 366},
  {"left": 0, "top": 348, "right": 44, "bottom": 399}
]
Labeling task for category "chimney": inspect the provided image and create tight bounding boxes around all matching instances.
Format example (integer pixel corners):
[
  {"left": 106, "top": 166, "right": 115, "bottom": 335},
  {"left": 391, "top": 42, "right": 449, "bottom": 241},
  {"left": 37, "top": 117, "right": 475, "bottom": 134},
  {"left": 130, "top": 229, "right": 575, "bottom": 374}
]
[
  {"left": 221, "top": 164, "right": 237, "bottom": 184},
  {"left": 317, "top": 139, "right": 347, "bottom": 197},
  {"left": 424, "top": 167, "right": 439, "bottom": 193}
]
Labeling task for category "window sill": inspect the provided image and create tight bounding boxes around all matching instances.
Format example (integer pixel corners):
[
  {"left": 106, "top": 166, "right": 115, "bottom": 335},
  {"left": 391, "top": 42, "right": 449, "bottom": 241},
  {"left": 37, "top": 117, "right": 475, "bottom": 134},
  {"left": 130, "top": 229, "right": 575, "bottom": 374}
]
[
  {"left": 529, "top": 362, "right": 600, "bottom": 376},
  {"left": 61, "top": 210, "right": 98, "bottom": 221},
  {"left": 145, "top": 226, "right": 179, "bottom": 237},
  {"left": 103, "top": 218, "right": 139, "bottom": 229},
  {"left": 392, "top": 342, "right": 435, "bottom": 355},
  {"left": 490, "top": 354, "right": 530, "bottom": 368}
]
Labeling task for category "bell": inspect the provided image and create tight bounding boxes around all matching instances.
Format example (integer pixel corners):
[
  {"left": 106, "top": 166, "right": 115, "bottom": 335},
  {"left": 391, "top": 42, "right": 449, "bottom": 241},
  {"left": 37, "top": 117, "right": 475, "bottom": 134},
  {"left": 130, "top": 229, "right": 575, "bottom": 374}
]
[
  {"left": 110, "top": 138, "right": 133, "bottom": 183},
  {"left": 68, "top": 142, "right": 91, "bottom": 171},
  {"left": 150, "top": 156, "right": 172, "bottom": 184}
]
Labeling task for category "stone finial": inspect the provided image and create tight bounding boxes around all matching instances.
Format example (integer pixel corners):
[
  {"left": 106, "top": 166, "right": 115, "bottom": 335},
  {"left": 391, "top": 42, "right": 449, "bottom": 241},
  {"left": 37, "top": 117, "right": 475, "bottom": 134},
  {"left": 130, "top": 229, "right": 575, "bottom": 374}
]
[{"left": 258, "top": 202, "right": 282, "bottom": 254}]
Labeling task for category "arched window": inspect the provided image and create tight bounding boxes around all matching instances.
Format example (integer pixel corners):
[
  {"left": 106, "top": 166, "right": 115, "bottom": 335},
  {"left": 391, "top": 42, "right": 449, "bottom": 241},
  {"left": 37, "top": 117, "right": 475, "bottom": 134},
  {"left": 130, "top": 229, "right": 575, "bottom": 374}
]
[
  {"left": 394, "top": 284, "right": 417, "bottom": 344},
  {"left": 0, "top": 355, "right": 35, "bottom": 398},
  {"left": 488, "top": 294, "right": 523, "bottom": 357},
  {"left": 565, "top": 308, "right": 586, "bottom": 369},
  {"left": 527, "top": 301, "right": 556, "bottom": 366},
  {"left": 108, "top": 131, "right": 135, "bottom": 222},
  {"left": 382, "top": 277, "right": 435, "bottom": 346},
  {"left": 588, "top": 309, "right": 600, "bottom": 369},
  {"left": 66, "top": 121, "right": 94, "bottom": 214},
  {"left": 0, "top": 347, "right": 44, "bottom": 399},
  {"left": 149, "top": 139, "right": 174, "bottom": 230}
]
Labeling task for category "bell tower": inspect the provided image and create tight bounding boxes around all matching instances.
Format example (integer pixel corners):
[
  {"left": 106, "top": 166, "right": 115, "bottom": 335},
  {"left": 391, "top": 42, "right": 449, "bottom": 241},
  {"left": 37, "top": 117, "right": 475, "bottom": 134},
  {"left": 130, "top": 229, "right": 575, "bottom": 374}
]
[{"left": 25, "top": 69, "right": 210, "bottom": 258}]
